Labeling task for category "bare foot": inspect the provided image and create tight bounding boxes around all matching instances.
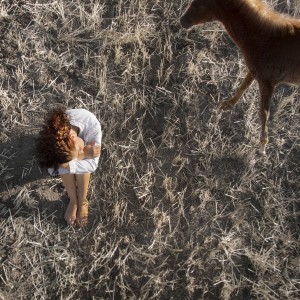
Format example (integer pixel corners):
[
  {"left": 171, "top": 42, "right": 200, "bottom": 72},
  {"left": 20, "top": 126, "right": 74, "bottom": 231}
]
[
  {"left": 76, "top": 199, "right": 89, "bottom": 227},
  {"left": 64, "top": 201, "right": 77, "bottom": 225}
]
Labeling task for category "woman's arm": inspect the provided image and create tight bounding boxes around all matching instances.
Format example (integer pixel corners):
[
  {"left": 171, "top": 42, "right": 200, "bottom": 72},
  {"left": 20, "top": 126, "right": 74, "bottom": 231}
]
[
  {"left": 60, "top": 143, "right": 101, "bottom": 172},
  {"left": 68, "top": 156, "right": 100, "bottom": 174}
]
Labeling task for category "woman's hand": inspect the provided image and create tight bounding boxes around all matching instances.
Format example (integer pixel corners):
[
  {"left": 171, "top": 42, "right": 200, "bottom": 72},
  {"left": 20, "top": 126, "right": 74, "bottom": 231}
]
[{"left": 83, "top": 142, "right": 101, "bottom": 159}]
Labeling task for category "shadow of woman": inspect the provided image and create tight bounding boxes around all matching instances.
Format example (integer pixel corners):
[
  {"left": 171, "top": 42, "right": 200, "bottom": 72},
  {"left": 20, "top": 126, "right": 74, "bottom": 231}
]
[
  {"left": 0, "top": 134, "right": 67, "bottom": 224},
  {"left": 0, "top": 134, "right": 48, "bottom": 192}
]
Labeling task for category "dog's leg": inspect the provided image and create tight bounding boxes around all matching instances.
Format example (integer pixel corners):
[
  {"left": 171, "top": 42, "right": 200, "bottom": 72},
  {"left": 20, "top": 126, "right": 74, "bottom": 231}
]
[
  {"left": 258, "top": 81, "right": 274, "bottom": 155},
  {"left": 220, "top": 72, "right": 254, "bottom": 110}
]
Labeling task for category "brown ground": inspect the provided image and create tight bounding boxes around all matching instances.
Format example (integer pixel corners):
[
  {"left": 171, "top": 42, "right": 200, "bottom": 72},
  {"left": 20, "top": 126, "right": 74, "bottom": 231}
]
[{"left": 0, "top": 0, "right": 299, "bottom": 299}]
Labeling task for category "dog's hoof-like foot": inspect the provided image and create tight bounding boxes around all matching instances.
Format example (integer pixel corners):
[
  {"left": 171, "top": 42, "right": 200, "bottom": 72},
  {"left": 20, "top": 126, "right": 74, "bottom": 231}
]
[
  {"left": 259, "top": 144, "right": 267, "bottom": 155},
  {"left": 220, "top": 100, "right": 235, "bottom": 110}
]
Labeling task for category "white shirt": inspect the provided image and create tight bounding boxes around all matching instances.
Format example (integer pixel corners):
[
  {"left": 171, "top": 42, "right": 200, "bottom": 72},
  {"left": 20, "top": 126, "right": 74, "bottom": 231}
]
[
  {"left": 67, "top": 109, "right": 102, "bottom": 174},
  {"left": 48, "top": 109, "right": 102, "bottom": 175}
]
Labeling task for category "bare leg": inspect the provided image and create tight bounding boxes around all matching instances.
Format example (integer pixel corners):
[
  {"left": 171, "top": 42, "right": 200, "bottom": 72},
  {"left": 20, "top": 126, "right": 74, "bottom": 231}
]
[
  {"left": 60, "top": 173, "right": 78, "bottom": 225},
  {"left": 75, "top": 173, "right": 91, "bottom": 226},
  {"left": 258, "top": 81, "right": 274, "bottom": 155},
  {"left": 220, "top": 72, "right": 254, "bottom": 109}
]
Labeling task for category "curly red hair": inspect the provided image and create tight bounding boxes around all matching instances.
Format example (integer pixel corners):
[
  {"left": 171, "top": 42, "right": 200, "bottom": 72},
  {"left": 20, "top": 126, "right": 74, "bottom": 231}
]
[{"left": 36, "top": 108, "right": 75, "bottom": 171}]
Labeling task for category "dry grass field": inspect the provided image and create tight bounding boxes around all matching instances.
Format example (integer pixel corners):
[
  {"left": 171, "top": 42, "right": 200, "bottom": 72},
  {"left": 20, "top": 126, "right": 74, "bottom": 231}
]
[{"left": 0, "top": 0, "right": 299, "bottom": 299}]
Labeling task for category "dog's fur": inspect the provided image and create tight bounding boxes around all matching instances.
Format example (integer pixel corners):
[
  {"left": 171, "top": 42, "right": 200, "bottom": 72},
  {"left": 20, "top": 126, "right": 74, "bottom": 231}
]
[{"left": 180, "top": 0, "right": 300, "bottom": 154}]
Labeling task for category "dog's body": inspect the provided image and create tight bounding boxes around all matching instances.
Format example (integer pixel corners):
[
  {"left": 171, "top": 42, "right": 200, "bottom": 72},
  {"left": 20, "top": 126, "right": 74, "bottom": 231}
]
[{"left": 180, "top": 0, "right": 300, "bottom": 154}]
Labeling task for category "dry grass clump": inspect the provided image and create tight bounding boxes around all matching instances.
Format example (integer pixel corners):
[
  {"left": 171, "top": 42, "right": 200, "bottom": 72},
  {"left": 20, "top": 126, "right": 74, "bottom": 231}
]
[{"left": 0, "top": 0, "right": 299, "bottom": 299}]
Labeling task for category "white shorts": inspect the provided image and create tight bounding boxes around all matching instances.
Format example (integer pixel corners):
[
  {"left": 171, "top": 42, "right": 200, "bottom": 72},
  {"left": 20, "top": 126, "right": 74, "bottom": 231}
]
[{"left": 48, "top": 167, "right": 70, "bottom": 176}]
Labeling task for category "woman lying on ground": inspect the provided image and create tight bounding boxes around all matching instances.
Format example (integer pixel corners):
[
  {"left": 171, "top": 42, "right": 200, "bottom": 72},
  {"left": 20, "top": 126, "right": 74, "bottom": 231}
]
[{"left": 36, "top": 108, "right": 102, "bottom": 226}]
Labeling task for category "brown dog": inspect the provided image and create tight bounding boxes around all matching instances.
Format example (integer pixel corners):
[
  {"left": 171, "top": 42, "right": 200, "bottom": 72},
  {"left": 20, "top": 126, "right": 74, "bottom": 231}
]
[{"left": 180, "top": 0, "right": 300, "bottom": 154}]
